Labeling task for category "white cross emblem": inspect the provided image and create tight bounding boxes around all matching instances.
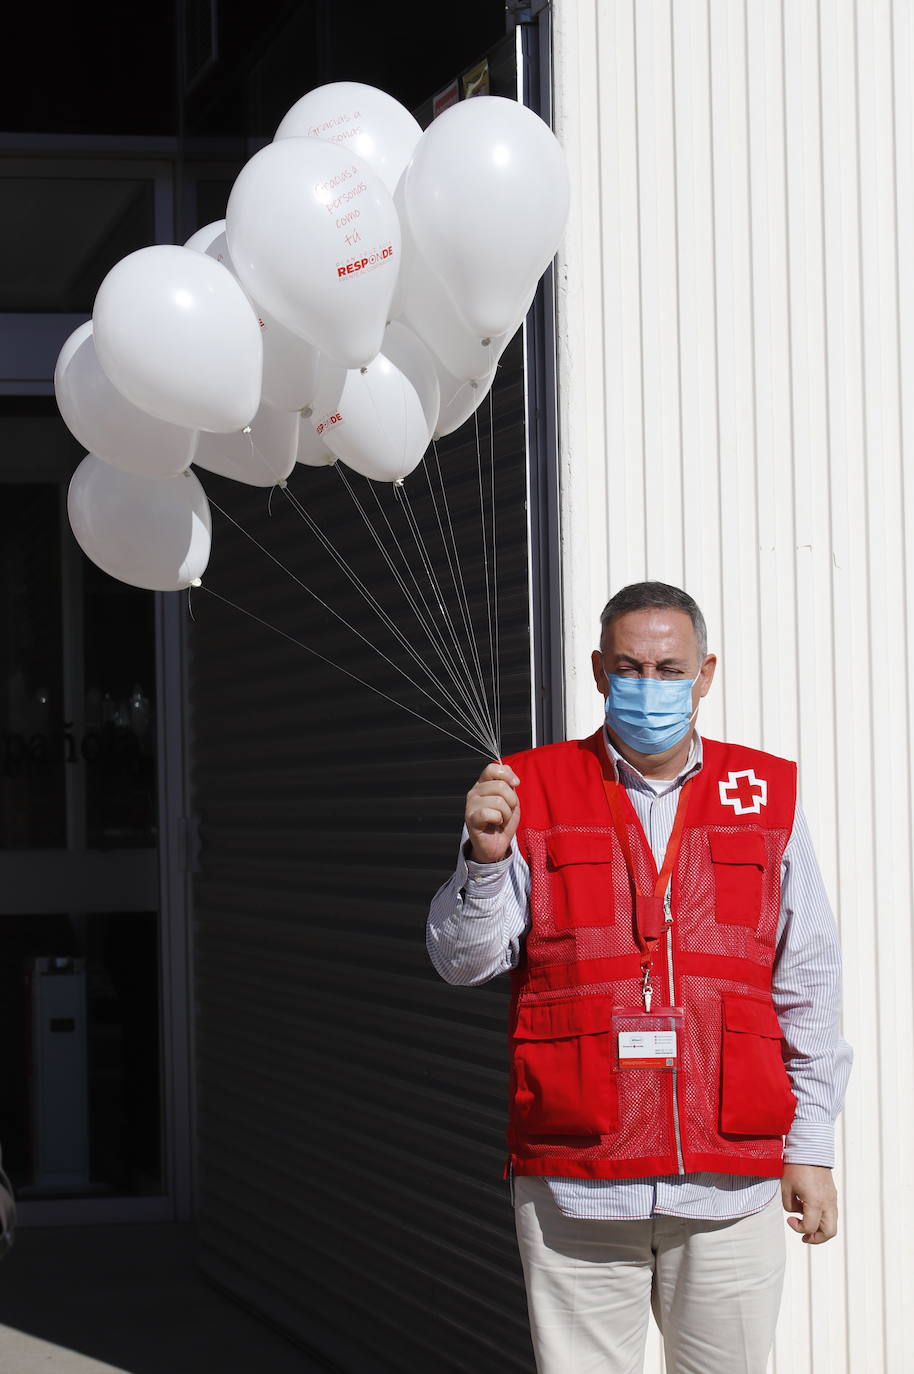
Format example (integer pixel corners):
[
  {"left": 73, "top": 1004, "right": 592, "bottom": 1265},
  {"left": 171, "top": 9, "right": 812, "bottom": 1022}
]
[{"left": 718, "top": 769, "right": 768, "bottom": 815}]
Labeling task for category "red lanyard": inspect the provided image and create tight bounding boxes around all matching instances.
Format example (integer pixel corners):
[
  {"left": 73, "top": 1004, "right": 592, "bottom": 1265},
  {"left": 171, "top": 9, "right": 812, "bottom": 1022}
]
[{"left": 601, "top": 769, "right": 693, "bottom": 1009}]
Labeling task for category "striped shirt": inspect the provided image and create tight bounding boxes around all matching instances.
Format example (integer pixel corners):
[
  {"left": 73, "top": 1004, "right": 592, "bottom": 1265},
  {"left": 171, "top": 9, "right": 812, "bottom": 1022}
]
[{"left": 426, "top": 731, "right": 853, "bottom": 1220}]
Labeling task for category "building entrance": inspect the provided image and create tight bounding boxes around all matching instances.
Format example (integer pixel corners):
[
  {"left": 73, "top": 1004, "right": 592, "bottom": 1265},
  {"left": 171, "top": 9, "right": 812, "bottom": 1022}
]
[{"left": 0, "top": 409, "right": 189, "bottom": 1224}]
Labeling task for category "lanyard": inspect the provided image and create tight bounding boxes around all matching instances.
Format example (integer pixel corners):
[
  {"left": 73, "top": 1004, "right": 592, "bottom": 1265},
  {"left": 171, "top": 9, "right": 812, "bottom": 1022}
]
[{"left": 601, "top": 770, "right": 693, "bottom": 1011}]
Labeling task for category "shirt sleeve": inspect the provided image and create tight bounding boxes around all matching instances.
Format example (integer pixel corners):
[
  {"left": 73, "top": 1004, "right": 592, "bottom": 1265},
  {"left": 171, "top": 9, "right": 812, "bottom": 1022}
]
[
  {"left": 773, "top": 802, "right": 853, "bottom": 1167},
  {"left": 425, "top": 827, "right": 531, "bottom": 985}
]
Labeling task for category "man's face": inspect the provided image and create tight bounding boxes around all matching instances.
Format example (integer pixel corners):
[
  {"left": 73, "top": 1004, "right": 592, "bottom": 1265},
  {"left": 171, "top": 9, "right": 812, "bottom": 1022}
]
[{"left": 590, "top": 607, "right": 716, "bottom": 718}]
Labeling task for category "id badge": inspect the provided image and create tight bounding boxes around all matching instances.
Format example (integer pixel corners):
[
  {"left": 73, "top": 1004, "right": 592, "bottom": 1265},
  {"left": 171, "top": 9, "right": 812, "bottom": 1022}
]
[{"left": 611, "top": 1006, "right": 684, "bottom": 1070}]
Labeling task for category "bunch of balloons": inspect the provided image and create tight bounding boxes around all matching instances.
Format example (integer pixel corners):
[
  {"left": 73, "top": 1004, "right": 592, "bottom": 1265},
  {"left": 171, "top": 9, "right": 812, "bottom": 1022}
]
[{"left": 57, "top": 82, "right": 570, "bottom": 591}]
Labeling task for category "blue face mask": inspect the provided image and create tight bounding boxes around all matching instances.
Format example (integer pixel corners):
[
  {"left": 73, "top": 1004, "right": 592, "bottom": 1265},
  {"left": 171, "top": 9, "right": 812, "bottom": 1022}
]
[{"left": 603, "top": 673, "right": 698, "bottom": 755}]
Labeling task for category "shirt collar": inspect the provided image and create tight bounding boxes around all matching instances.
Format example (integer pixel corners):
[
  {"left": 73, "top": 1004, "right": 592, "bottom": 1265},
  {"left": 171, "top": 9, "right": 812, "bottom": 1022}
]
[{"left": 601, "top": 727, "right": 704, "bottom": 789}]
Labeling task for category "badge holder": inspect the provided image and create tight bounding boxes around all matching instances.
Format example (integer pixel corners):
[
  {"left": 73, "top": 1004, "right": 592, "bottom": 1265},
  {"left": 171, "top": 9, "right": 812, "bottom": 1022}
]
[{"left": 611, "top": 1005, "right": 684, "bottom": 1070}]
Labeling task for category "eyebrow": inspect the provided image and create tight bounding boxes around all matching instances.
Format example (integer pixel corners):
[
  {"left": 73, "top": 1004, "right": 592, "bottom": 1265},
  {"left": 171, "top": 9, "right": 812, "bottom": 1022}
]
[{"left": 612, "top": 654, "right": 689, "bottom": 669}]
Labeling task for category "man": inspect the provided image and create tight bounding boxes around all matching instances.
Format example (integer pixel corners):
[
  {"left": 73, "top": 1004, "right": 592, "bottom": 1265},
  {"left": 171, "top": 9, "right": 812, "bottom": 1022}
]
[{"left": 427, "top": 581, "right": 851, "bottom": 1374}]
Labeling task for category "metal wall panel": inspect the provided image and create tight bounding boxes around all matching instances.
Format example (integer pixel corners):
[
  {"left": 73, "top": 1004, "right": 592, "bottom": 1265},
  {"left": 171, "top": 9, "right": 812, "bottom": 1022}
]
[
  {"left": 188, "top": 333, "right": 535, "bottom": 1372},
  {"left": 553, "top": 1, "right": 912, "bottom": 1369}
]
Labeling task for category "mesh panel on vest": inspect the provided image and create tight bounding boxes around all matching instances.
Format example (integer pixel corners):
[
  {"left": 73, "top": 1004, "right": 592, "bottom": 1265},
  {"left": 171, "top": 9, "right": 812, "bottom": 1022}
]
[
  {"left": 525, "top": 826, "right": 638, "bottom": 957},
  {"left": 514, "top": 1057, "right": 675, "bottom": 1167},
  {"left": 674, "top": 826, "right": 787, "bottom": 955},
  {"left": 678, "top": 974, "right": 784, "bottom": 1164},
  {"left": 520, "top": 980, "right": 630, "bottom": 1006}
]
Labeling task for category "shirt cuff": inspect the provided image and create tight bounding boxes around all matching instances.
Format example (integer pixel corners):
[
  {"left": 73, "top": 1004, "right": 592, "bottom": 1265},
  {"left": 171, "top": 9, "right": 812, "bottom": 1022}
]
[
  {"left": 783, "top": 1121, "right": 835, "bottom": 1168},
  {"left": 456, "top": 844, "right": 513, "bottom": 906}
]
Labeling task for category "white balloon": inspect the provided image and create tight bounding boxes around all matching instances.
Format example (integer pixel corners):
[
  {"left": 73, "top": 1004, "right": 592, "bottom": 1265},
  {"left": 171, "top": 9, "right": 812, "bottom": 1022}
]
[
  {"left": 295, "top": 412, "right": 336, "bottom": 467},
  {"left": 310, "top": 331, "right": 436, "bottom": 483},
  {"left": 93, "top": 245, "right": 263, "bottom": 433},
  {"left": 194, "top": 400, "right": 299, "bottom": 487},
  {"left": 404, "top": 96, "right": 569, "bottom": 338},
  {"left": 275, "top": 82, "right": 422, "bottom": 196},
  {"left": 226, "top": 138, "right": 400, "bottom": 369},
  {"left": 380, "top": 323, "right": 440, "bottom": 438},
  {"left": 68, "top": 455, "right": 211, "bottom": 591},
  {"left": 55, "top": 322, "right": 197, "bottom": 478},
  {"left": 393, "top": 173, "right": 524, "bottom": 381},
  {"left": 434, "top": 363, "right": 496, "bottom": 439},
  {"left": 400, "top": 249, "right": 513, "bottom": 381},
  {"left": 185, "top": 221, "right": 319, "bottom": 413},
  {"left": 183, "top": 222, "right": 227, "bottom": 256}
]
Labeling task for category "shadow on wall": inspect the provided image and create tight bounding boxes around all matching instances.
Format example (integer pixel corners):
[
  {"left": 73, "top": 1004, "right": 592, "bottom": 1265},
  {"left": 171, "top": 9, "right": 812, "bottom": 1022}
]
[{"left": 0, "top": 1223, "right": 329, "bottom": 1374}]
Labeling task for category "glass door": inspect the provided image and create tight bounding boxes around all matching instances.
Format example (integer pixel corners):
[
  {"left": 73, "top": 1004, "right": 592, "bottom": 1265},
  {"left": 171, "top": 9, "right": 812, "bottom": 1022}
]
[{"left": 0, "top": 411, "right": 188, "bottom": 1223}]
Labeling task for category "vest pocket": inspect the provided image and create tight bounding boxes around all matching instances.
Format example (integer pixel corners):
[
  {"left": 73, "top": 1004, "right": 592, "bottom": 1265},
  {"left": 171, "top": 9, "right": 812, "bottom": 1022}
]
[
  {"left": 512, "top": 998, "right": 619, "bottom": 1136},
  {"left": 709, "top": 829, "right": 766, "bottom": 928},
  {"left": 719, "top": 993, "right": 797, "bottom": 1136},
  {"left": 543, "top": 830, "right": 616, "bottom": 930}
]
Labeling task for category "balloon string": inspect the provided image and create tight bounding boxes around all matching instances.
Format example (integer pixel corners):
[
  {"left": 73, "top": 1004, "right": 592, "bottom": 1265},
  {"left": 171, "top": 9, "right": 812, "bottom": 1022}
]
[
  {"left": 238, "top": 428, "right": 482, "bottom": 732},
  {"left": 473, "top": 401, "right": 499, "bottom": 754},
  {"left": 396, "top": 478, "right": 499, "bottom": 754},
  {"left": 331, "top": 466, "right": 498, "bottom": 753},
  {"left": 426, "top": 438, "right": 494, "bottom": 740},
  {"left": 242, "top": 425, "right": 289, "bottom": 509},
  {"left": 205, "top": 494, "right": 496, "bottom": 752},
  {"left": 395, "top": 475, "right": 494, "bottom": 737},
  {"left": 239, "top": 398, "right": 500, "bottom": 751},
  {"left": 355, "top": 460, "right": 498, "bottom": 751},
  {"left": 277, "top": 478, "right": 496, "bottom": 749},
  {"left": 487, "top": 370, "right": 501, "bottom": 752},
  {"left": 193, "top": 584, "right": 496, "bottom": 760}
]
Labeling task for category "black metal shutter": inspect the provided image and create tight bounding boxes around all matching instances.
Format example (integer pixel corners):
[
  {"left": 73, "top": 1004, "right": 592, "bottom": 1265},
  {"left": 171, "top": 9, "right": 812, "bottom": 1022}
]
[{"left": 188, "top": 328, "right": 535, "bottom": 1372}]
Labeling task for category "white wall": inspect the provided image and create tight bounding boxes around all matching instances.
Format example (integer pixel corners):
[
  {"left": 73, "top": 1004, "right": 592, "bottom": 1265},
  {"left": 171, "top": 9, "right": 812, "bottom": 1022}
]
[{"left": 553, "top": 1, "right": 913, "bottom": 1369}]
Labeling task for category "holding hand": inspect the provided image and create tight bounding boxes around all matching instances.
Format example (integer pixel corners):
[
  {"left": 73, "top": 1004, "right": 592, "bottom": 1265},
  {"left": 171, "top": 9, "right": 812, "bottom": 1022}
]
[{"left": 465, "top": 762, "right": 521, "bottom": 864}]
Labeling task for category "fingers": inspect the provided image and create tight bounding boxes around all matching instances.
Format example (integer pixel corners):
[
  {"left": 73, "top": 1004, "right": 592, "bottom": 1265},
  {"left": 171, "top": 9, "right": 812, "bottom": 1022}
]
[
  {"left": 801, "top": 1196, "right": 837, "bottom": 1244},
  {"left": 468, "top": 794, "right": 515, "bottom": 829},
  {"left": 478, "top": 762, "right": 521, "bottom": 787},
  {"left": 465, "top": 766, "right": 520, "bottom": 831},
  {"left": 782, "top": 1187, "right": 838, "bottom": 1245},
  {"left": 779, "top": 1178, "right": 796, "bottom": 1213},
  {"left": 786, "top": 1197, "right": 823, "bottom": 1241},
  {"left": 465, "top": 764, "right": 521, "bottom": 864}
]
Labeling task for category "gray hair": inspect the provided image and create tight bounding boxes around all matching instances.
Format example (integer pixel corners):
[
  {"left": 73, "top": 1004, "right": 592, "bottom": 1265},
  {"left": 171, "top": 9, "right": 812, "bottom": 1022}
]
[{"left": 599, "top": 581, "right": 708, "bottom": 662}]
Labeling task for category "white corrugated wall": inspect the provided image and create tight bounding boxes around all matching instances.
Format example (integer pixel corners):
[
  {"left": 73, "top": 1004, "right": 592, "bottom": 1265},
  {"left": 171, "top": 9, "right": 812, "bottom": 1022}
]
[{"left": 552, "top": 0, "right": 913, "bottom": 1370}]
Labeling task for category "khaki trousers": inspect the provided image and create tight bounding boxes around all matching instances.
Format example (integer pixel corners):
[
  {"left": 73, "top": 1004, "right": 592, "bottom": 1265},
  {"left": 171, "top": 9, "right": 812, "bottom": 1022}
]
[{"left": 514, "top": 1177, "right": 785, "bottom": 1374}]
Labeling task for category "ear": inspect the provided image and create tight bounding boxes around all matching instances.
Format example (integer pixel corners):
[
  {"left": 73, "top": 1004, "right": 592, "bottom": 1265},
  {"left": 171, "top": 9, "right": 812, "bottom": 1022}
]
[
  {"left": 591, "top": 649, "right": 609, "bottom": 696},
  {"left": 697, "top": 653, "right": 717, "bottom": 698}
]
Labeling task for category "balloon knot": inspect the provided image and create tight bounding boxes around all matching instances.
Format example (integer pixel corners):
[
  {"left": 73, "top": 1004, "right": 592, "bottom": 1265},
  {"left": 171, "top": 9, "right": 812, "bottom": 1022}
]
[
  {"left": 242, "top": 425, "right": 252, "bottom": 435},
  {"left": 481, "top": 337, "right": 491, "bottom": 347},
  {"left": 394, "top": 477, "right": 405, "bottom": 488},
  {"left": 279, "top": 479, "right": 288, "bottom": 489},
  {"left": 191, "top": 578, "right": 202, "bottom": 588},
  {"left": 301, "top": 405, "right": 313, "bottom": 418},
  {"left": 360, "top": 366, "right": 368, "bottom": 375}
]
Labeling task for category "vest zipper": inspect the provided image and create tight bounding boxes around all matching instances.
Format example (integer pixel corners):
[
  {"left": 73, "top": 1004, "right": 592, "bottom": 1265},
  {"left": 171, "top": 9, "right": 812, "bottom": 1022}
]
[{"left": 665, "top": 884, "right": 685, "bottom": 1174}]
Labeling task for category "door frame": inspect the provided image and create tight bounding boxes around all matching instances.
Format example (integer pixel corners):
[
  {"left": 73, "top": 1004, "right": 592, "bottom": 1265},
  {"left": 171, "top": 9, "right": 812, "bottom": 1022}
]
[
  {"left": 0, "top": 135, "right": 205, "bottom": 1223},
  {"left": 0, "top": 445, "right": 193, "bottom": 1226}
]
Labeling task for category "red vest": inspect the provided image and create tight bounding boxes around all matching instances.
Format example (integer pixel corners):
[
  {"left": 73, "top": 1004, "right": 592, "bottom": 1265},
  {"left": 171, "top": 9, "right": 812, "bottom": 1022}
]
[{"left": 503, "top": 731, "right": 797, "bottom": 1180}]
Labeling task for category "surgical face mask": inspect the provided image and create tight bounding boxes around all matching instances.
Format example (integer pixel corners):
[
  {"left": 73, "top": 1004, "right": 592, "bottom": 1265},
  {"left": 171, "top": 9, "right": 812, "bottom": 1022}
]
[{"left": 603, "top": 672, "right": 699, "bottom": 755}]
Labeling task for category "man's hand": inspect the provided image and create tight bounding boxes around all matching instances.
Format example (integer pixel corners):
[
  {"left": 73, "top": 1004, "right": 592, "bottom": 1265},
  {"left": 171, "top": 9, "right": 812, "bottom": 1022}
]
[
  {"left": 781, "top": 1164, "right": 838, "bottom": 1244},
  {"left": 465, "top": 763, "right": 520, "bottom": 864}
]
